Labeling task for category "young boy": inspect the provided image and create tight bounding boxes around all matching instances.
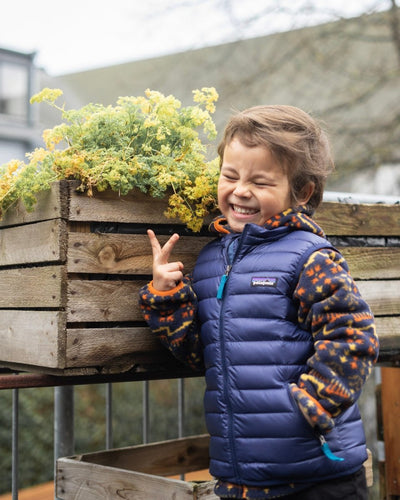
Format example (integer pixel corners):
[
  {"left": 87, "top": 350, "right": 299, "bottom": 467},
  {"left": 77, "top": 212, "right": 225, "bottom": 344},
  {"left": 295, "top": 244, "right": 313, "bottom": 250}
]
[{"left": 139, "top": 105, "right": 379, "bottom": 499}]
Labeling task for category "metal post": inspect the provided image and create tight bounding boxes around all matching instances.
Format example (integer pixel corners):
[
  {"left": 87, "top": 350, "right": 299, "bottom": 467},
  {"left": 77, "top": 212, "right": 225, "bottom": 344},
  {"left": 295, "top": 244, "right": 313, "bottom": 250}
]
[
  {"left": 54, "top": 386, "right": 74, "bottom": 500},
  {"left": 178, "top": 378, "right": 185, "bottom": 480},
  {"left": 12, "top": 388, "right": 19, "bottom": 500},
  {"left": 105, "top": 383, "right": 113, "bottom": 449},
  {"left": 178, "top": 378, "right": 184, "bottom": 438},
  {"left": 142, "top": 381, "right": 149, "bottom": 444}
]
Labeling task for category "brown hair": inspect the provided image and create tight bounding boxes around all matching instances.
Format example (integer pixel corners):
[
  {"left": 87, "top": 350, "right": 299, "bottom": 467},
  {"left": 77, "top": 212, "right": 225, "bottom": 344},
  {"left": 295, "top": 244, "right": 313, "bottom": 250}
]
[{"left": 217, "top": 105, "right": 334, "bottom": 210}]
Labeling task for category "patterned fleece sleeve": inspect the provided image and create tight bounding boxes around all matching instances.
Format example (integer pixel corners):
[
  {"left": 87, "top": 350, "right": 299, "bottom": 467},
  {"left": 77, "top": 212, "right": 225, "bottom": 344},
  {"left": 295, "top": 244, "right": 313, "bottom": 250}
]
[
  {"left": 138, "top": 276, "right": 204, "bottom": 371},
  {"left": 289, "top": 248, "right": 379, "bottom": 434}
]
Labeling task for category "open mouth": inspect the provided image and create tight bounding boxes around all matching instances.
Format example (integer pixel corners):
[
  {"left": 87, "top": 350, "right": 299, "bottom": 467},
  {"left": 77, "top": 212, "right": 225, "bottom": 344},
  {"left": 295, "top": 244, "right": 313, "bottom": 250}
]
[{"left": 232, "top": 204, "right": 258, "bottom": 215}]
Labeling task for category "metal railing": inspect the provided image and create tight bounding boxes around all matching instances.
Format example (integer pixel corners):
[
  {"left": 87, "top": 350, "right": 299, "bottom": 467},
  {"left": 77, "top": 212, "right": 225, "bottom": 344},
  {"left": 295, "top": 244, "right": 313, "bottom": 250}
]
[
  {"left": 2, "top": 375, "right": 187, "bottom": 500},
  {"left": 323, "top": 191, "right": 400, "bottom": 204}
]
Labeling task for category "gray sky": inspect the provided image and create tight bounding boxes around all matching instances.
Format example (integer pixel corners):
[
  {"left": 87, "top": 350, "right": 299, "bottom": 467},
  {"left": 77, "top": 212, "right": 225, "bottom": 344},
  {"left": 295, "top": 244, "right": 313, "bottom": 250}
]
[{"left": 1, "top": 0, "right": 387, "bottom": 75}]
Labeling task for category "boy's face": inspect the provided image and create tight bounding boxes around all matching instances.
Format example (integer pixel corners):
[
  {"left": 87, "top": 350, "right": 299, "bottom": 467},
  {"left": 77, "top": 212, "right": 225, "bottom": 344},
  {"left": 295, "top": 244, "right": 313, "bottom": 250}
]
[{"left": 218, "top": 138, "right": 292, "bottom": 233}]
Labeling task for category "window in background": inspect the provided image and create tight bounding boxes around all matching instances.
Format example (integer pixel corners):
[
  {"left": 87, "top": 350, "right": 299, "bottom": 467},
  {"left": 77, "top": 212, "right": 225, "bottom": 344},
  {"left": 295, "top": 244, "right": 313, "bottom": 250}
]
[{"left": 0, "top": 60, "right": 29, "bottom": 121}]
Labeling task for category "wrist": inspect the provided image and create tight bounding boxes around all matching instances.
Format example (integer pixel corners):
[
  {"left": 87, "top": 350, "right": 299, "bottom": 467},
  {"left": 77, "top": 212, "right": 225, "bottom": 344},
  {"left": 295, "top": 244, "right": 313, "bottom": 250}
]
[{"left": 148, "top": 280, "right": 184, "bottom": 296}]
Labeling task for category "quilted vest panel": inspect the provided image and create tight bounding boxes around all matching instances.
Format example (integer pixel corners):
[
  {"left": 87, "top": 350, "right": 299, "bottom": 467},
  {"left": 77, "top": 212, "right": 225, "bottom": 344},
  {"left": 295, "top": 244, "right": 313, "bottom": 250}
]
[{"left": 192, "top": 224, "right": 367, "bottom": 486}]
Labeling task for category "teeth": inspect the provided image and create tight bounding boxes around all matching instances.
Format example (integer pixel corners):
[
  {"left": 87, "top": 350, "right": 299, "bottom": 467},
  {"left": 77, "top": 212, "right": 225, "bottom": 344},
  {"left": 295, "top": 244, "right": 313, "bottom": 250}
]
[{"left": 233, "top": 205, "right": 258, "bottom": 215}]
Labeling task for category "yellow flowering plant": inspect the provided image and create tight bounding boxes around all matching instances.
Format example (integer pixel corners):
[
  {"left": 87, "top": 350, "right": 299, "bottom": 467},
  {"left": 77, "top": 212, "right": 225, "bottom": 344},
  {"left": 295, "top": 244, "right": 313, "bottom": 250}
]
[{"left": 0, "top": 87, "right": 220, "bottom": 231}]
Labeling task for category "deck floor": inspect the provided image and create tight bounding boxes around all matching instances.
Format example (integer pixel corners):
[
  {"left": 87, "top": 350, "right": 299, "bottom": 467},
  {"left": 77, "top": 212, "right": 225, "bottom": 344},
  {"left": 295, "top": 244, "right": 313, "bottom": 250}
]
[{"left": 0, "top": 481, "right": 54, "bottom": 500}]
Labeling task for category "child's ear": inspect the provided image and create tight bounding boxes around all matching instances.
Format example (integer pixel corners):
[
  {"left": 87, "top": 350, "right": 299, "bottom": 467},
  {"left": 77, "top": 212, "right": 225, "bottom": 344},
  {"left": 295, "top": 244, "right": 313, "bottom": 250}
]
[{"left": 298, "top": 182, "right": 315, "bottom": 204}]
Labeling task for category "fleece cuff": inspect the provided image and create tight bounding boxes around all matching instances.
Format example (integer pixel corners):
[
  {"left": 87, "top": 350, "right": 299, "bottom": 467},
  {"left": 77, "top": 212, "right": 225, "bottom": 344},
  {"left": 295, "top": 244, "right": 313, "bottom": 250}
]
[
  {"left": 148, "top": 280, "right": 185, "bottom": 297},
  {"left": 290, "top": 384, "right": 335, "bottom": 434}
]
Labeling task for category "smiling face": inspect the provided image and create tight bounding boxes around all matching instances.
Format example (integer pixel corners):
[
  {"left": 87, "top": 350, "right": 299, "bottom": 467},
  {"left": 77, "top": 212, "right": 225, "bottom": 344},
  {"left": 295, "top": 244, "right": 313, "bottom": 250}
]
[{"left": 218, "top": 138, "right": 293, "bottom": 233}]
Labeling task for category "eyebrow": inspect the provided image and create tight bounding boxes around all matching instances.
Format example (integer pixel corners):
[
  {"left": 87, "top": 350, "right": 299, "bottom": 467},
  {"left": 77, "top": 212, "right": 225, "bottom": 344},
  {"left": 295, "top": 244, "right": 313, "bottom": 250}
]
[{"left": 220, "top": 165, "right": 237, "bottom": 175}]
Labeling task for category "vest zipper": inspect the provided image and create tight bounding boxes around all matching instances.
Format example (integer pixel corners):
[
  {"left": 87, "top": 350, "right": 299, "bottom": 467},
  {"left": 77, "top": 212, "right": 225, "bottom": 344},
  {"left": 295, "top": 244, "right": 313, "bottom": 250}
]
[
  {"left": 217, "top": 265, "right": 231, "bottom": 299},
  {"left": 217, "top": 235, "right": 239, "bottom": 300},
  {"left": 318, "top": 434, "right": 344, "bottom": 462},
  {"left": 217, "top": 233, "right": 245, "bottom": 481}
]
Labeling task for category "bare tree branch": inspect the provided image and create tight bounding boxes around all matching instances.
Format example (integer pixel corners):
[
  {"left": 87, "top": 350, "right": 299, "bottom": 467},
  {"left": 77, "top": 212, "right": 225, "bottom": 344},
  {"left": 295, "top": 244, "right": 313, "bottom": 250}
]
[{"left": 389, "top": 0, "right": 400, "bottom": 64}]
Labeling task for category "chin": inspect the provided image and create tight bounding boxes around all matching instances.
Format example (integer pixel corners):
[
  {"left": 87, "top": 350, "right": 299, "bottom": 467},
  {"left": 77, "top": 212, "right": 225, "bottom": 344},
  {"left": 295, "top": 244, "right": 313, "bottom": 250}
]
[{"left": 227, "top": 220, "right": 248, "bottom": 233}]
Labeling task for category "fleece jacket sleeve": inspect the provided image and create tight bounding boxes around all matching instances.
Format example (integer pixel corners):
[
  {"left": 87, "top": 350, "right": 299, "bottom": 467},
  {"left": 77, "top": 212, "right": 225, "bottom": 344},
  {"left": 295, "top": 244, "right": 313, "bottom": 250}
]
[
  {"left": 138, "top": 276, "right": 204, "bottom": 371},
  {"left": 290, "top": 248, "right": 379, "bottom": 433}
]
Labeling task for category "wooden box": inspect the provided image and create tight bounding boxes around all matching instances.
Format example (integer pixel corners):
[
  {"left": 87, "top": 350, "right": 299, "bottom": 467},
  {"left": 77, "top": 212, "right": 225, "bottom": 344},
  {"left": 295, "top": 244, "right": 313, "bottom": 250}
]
[
  {"left": 1, "top": 180, "right": 399, "bottom": 374},
  {"left": 56, "top": 434, "right": 217, "bottom": 500},
  {"left": 56, "top": 435, "right": 373, "bottom": 499},
  {"left": 0, "top": 181, "right": 213, "bottom": 375}
]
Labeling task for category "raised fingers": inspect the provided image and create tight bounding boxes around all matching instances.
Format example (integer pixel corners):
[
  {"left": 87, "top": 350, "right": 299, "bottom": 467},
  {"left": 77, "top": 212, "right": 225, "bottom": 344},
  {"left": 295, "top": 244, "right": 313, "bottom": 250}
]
[
  {"left": 147, "top": 230, "right": 180, "bottom": 264},
  {"left": 147, "top": 229, "right": 162, "bottom": 258},
  {"left": 147, "top": 229, "right": 184, "bottom": 291}
]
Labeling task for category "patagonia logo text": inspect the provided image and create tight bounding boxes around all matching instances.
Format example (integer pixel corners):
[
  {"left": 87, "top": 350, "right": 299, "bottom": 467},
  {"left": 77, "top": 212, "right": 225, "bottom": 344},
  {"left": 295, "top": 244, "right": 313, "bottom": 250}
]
[{"left": 251, "top": 277, "right": 278, "bottom": 287}]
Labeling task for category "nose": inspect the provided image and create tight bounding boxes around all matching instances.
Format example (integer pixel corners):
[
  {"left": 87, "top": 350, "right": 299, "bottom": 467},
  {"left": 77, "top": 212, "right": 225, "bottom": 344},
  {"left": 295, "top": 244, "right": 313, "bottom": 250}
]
[{"left": 233, "top": 181, "right": 251, "bottom": 197}]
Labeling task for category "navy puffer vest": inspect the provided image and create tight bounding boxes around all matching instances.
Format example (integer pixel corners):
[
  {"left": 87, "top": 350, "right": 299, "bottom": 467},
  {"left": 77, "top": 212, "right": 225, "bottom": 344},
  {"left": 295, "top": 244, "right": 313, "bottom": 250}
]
[{"left": 192, "top": 223, "right": 367, "bottom": 486}]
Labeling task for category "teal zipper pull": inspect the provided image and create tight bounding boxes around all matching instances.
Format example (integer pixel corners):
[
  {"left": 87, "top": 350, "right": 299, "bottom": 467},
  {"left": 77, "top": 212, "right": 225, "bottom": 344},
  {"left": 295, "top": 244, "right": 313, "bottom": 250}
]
[
  {"left": 217, "top": 265, "right": 231, "bottom": 299},
  {"left": 319, "top": 435, "right": 344, "bottom": 462}
]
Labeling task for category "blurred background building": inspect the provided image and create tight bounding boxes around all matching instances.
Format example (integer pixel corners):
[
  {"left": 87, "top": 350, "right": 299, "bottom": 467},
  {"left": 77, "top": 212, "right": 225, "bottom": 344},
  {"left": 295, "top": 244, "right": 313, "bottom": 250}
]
[{"left": 1, "top": 6, "right": 400, "bottom": 197}]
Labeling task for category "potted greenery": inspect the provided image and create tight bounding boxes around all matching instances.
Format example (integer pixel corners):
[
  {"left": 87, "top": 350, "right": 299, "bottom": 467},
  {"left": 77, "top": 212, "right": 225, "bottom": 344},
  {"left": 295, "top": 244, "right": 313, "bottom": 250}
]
[
  {"left": 0, "top": 87, "right": 220, "bottom": 373},
  {"left": 0, "top": 86, "right": 220, "bottom": 232}
]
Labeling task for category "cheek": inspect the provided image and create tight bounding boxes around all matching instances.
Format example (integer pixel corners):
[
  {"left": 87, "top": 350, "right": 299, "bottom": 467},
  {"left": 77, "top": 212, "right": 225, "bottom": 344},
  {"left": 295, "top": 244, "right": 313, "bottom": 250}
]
[
  {"left": 217, "top": 192, "right": 227, "bottom": 210},
  {"left": 217, "top": 180, "right": 229, "bottom": 203}
]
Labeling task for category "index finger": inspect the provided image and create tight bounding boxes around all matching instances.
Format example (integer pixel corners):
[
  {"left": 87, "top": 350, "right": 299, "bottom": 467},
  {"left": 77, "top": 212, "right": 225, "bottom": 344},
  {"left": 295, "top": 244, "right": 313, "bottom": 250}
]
[
  {"left": 147, "top": 229, "right": 180, "bottom": 263},
  {"left": 147, "top": 229, "right": 162, "bottom": 257}
]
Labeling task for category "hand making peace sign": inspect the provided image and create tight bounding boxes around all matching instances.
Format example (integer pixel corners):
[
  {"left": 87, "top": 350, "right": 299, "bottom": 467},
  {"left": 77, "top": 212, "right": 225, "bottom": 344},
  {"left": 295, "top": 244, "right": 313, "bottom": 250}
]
[{"left": 147, "top": 229, "right": 184, "bottom": 291}]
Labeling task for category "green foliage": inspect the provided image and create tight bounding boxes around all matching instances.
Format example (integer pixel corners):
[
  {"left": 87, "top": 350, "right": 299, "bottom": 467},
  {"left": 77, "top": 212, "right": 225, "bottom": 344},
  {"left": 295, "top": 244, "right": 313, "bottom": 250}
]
[{"left": 0, "top": 87, "right": 220, "bottom": 231}]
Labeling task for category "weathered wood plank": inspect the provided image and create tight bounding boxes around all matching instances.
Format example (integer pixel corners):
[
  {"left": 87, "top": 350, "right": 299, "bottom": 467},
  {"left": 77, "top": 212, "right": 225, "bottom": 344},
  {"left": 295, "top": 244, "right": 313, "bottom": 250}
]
[
  {"left": 375, "top": 317, "right": 400, "bottom": 346},
  {"left": 365, "top": 449, "right": 373, "bottom": 488},
  {"left": 78, "top": 435, "right": 210, "bottom": 475},
  {"left": 67, "top": 232, "right": 213, "bottom": 274},
  {"left": 62, "top": 317, "right": 400, "bottom": 371},
  {"left": 69, "top": 188, "right": 400, "bottom": 236},
  {"left": 68, "top": 182, "right": 400, "bottom": 236},
  {"left": 66, "top": 278, "right": 399, "bottom": 323},
  {"left": 356, "top": 281, "right": 400, "bottom": 316},
  {"left": 339, "top": 247, "right": 400, "bottom": 280},
  {"left": 67, "top": 234, "right": 400, "bottom": 278},
  {"left": 65, "top": 327, "right": 166, "bottom": 368},
  {"left": 68, "top": 183, "right": 182, "bottom": 224},
  {"left": 0, "top": 265, "right": 65, "bottom": 308},
  {"left": 314, "top": 202, "right": 400, "bottom": 236},
  {"left": 381, "top": 368, "right": 400, "bottom": 496},
  {"left": 0, "top": 310, "right": 65, "bottom": 368},
  {"left": 194, "top": 482, "right": 219, "bottom": 499},
  {"left": 64, "top": 317, "right": 400, "bottom": 369},
  {"left": 375, "top": 316, "right": 400, "bottom": 335},
  {"left": 0, "top": 181, "right": 67, "bottom": 228},
  {"left": 57, "top": 435, "right": 213, "bottom": 500},
  {"left": 2, "top": 181, "right": 399, "bottom": 236},
  {"left": 63, "top": 317, "right": 400, "bottom": 369},
  {"left": 0, "top": 219, "right": 66, "bottom": 267},
  {"left": 67, "top": 280, "right": 146, "bottom": 323},
  {"left": 56, "top": 459, "right": 198, "bottom": 499}
]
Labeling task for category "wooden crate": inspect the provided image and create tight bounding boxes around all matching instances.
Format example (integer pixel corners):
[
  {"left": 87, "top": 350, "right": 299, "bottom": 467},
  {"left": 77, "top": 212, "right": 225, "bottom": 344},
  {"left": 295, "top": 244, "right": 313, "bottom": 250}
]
[
  {"left": 56, "top": 435, "right": 373, "bottom": 499},
  {"left": 56, "top": 434, "right": 217, "bottom": 500},
  {"left": 0, "top": 180, "right": 213, "bottom": 375},
  {"left": 0, "top": 180, "right": 399, "bottom": 374}
]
